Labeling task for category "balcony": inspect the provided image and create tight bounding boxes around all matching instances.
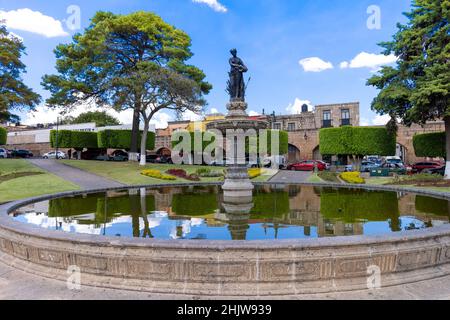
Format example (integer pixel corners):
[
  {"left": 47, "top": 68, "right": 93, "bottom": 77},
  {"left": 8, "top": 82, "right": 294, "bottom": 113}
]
[
  {"left": 322, "top": 120, "right": 332, "bottom": 128},
  {"left": 341, "top": 119, "right": 351, "bottom": 126}
]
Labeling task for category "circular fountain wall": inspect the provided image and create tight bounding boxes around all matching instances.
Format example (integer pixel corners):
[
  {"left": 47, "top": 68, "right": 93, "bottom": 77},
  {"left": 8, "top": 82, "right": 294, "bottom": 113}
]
[{"left": 1, "top": 183, "right": 450, "bottom": 296}]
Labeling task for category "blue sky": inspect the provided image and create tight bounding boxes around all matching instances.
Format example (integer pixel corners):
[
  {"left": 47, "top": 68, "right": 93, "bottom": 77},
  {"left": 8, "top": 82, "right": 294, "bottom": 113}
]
[{"left": 0, "top": 0, "right": 412, "bottom": 128}]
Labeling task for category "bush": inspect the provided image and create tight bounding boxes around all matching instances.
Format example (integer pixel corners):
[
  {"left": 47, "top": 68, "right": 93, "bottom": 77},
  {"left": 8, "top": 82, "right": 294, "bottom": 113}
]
[
  {"left": 98, "top": 130, "right": 155, "bottom": 150},
  {"left": 0, "top": 127, "right": 7, "bottom": 145},
  {"left": 248, "top": 168, "right": 265, "bottom": 179},
  {"left": 141, "top": 169, "right": 176, "bottom": 181},
  {"left": 50, "top": 130, "right": 98, "bottom": 149},
  {"left": 391, "top": 173, "right": 443, "bottom": 185},
  {"left": 166, "top": 169, "right": 200, "bottom": 181},
  {"left": 413, "top": 132, "right": 445, "bottom": 158},
  {"left": 318, "top": 171, "right": 340, "bottom": 183},
  {"left": 196, "top": 168, "right": 224, "bottom": 178},
  {"left": 340, "top": 172, "right": 365, "bottom": 184},
  {"left": 320, "top": 126, "right": 396, "bottom": 156}
]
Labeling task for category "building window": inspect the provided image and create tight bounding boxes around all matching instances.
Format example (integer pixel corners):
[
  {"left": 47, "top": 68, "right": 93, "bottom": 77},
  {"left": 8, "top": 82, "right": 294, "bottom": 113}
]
[
  {"left": 322, "top": 110, "right": 332, "bottom": 128},
  {"left": 341, "top": 109, "right": 351, "bottom": 126},
  {"left": 273, "top": 123, "right": 282, "bottom": 130},
  {"left": 287, "top": 123, "right": 296, "bottom": 131}
]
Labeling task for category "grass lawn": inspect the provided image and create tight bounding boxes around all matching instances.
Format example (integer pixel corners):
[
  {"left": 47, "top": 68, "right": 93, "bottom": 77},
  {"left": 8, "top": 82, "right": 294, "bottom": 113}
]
[
  {"left": 307, "top": 173, "right": 324, "bottom": 183},
  {"left": 0, "top": 159, "right": 80, "bottom": 203},
  {"left": 61, "top": 160, "right": 275, "bottom": 185}
]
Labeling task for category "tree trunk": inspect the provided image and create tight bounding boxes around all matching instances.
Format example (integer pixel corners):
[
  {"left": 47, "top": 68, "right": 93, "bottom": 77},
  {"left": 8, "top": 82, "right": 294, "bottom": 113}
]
[
  {"left": 129, "top": 101, "right": 141, "bottom": 162},
  {"left": 445, "top": 117, "right": 450, "bottom": 179},
  {"left": 139, "top": 120, "right": 149, "bottom": 166}
]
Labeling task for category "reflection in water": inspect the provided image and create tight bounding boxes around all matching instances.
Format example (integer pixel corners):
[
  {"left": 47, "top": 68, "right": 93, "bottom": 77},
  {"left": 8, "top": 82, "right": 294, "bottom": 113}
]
[{"left": 11, "top": 185, "right": 450, "bottom": 241}]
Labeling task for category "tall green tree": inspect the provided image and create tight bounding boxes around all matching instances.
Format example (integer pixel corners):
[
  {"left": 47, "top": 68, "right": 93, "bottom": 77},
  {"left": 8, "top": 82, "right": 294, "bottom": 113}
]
[
  {"left": 367, "top": 0, "right": 450, "bottom": 177},
  {"left": 64, "top": 111, "right": 120, "bottom": 127},
  {"left": 42, "top": 11, "right": 211, "bottom": 163},
  {"left": 0, "top": 24, "right": 41, "bottom": 123}
]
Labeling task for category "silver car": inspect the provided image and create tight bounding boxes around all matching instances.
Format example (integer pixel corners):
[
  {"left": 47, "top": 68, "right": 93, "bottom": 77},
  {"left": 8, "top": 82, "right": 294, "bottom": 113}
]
[
  {"left": 0, "top": 148, "right": 7, "bottom": 159},
  {"left": 43, "top": 151, "right": 66, "bottom": 159}
]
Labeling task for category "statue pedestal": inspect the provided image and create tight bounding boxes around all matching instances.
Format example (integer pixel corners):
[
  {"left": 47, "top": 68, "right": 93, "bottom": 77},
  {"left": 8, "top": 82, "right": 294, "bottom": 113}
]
[{"left": 222, "top": 165, "right": 254, "bottom": 198}]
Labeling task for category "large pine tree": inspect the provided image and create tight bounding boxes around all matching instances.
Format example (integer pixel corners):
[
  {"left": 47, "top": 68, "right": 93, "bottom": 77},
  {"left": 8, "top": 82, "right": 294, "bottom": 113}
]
[
  {"left": 0, "top": 24, "right": 41, "bottom": 123},
  {"left": 367, "top": 0, "right": 449, "bottom": 177}
]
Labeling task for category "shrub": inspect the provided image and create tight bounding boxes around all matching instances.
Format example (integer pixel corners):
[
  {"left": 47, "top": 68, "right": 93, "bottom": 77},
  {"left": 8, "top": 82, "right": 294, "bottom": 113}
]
[
  {"left": 98, "top": 130, "right": 155, "bottom": 150},
  {"left": 318, "top": 171, "right": 340, "bottom": 183},
  {"left": 166, "top": 169, "right": 200, "bottom": 181},
  {"left": 196, "top": 168, "right": 224, "bottom": 178},
  {"left": 413, "top": 132, "right": 445, "bottom": 159},
  {"left": 50, "top": 130, "right": 98, "bottom": 149},
  {"left": 0, "top": 127, "right": 7, "bottom": 145},
  {"left": 320, "top": 126, "right": 396, "bottom": 157},
  {"left": 248, "top": 168, "right": 265, "bottom": 179},
  {"left": 340, "top": 172, "right": 365, "bottom": 184},
  {"left": 141, "top": 169, "right": 176, "bottom": 181}
]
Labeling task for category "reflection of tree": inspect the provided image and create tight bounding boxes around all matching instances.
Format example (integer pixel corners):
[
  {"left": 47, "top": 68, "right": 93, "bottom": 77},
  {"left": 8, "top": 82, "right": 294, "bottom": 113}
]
[
  {"left": 320, "top": 188, "right": 401, "bottom": 232},
  {"left": 172, "top": 188, "right": 218, "bottom": 216},
  {"left": 140, "top": 192, "right": 154, "bottom": 238},
  {"left": 250, "top": 191, "right": 290, "bottom": 219},
  {"left": 415, "top": 196, "right": 450, "bottom": 218}
]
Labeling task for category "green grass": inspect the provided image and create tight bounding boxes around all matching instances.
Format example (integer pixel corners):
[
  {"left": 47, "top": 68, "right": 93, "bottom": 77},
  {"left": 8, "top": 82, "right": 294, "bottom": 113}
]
[
  {"left": 307, "top": 173, "right": 324, "bottom": 183},
  {"left": 0, "top": 159, "right": 80, "bottom": 203},
  {"left": 62, "top": 160, "right": 275, "bottom": 185},
  {"left": 365, "top": 177, "right": 394, "bottom": 185}
]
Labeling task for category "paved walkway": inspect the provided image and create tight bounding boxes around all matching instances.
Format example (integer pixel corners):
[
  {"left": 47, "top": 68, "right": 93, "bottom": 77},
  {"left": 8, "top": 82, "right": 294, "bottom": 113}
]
[
  {"left": 28, "top": 159, "right": 124, "bottom": 190},
  {"left": 1, "top": 258, "right": 450, "bottom": 300},
  {"left": 269, "top": 170, "right": 312, "bottom": 184}
]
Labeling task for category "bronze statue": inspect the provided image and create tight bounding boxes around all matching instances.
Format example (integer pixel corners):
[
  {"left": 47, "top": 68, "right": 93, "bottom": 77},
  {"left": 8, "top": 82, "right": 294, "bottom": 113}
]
[{"left": 227, "top": 49, "right": 248, "bottom": 101}]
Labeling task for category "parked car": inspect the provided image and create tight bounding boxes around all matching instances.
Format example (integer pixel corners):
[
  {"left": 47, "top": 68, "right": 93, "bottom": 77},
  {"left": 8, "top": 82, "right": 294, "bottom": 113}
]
[
  {"left": 385, "top": 156, "right": 403, "bottom": 165},
  {"left": 412, "top": 161, "right": 443, "bottom": 173},
  {"left": 42, "top": 151, "right": 66, "bottom": 159},
  {"left": 110, "top": 150, "right": 128, "bottom": 162},
  {"left": 156, "top": 156, "right": 173, "bottom": 164},
  {"left": 95, "top": 154, "right": 111, "bottom": 161},
  {"left": 0, "top": 148, "right": 8, "bottom": 159},
  {"left": 316, "top": 160, "right": 330, "bottom": 170},
  {"left": 287, "top": 161, "right": 326, "bottom": 172},
  {"left": 380, "top": 162, "right": 407, "bottom": 175},
  {"left": 263, "top": 155, "right": 287, "bottom": 169},
  {"left": 422, "top": 166, "right": 445, "bottom": 176},
  {"left": 11, "top": 149, "right": 33, "bottom": 158},
  {"left": 346, "top": 161, "right": 381, "bottom": 173}
]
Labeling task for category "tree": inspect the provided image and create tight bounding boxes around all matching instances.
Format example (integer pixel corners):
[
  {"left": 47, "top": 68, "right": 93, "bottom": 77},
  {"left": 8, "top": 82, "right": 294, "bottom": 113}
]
[
  {"left": 367, "top": 0, "right": 450, "bottom": 177},
  {"left": 42, "top": 11, "right": 211, "bottom": 163},
  {"left": 0, "top": 24, "right": 41, "bottom": 123},
  {"left": 413, "top": 132, "right": 446, "bottom": 159},
  {"left": 320, "top": 126, "right": 396, "bottom": 169},
  {"left": 66, "top": 111, "right": 120, "bottom": 127}
]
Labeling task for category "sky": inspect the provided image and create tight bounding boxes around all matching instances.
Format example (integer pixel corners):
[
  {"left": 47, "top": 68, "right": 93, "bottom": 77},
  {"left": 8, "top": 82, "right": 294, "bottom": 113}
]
[{"left": 0, "top": 0, "right": 412, "bottom": 129}]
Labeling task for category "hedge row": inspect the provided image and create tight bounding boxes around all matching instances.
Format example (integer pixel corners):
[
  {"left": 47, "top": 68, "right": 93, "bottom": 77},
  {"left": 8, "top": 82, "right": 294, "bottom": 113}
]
[
  {"left": 50, "top": 130, "right": 98, "bottom": 149},
  {"left": 172, "top": 130, "right": 289, "bottom": 156},
  {"left": 50, "top": 130, "right": 156, "bottom": 150},
  {"left": 0, "top": 127, "right": 6, "bottom": 145},
  {"left": 413, "top": 132, "right": 446, "bottom": 159},
  {"left": 319, "top": 126, "right": 396, "bottom": 156}
]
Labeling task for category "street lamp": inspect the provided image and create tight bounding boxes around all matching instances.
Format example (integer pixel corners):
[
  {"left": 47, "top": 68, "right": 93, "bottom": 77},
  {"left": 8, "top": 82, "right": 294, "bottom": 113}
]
[{"left": 55, "top": 116, "right": 60, "bottom": 160}]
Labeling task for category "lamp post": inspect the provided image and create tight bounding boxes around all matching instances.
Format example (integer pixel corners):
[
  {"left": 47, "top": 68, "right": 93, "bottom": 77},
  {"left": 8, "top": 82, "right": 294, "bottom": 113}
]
[{"left": 55, "top": 116, "right": 60, "bottom": 160}]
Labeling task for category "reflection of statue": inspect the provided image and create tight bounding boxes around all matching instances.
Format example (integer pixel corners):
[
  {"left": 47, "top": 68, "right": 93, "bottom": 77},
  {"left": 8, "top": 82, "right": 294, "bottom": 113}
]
[{"left": 227, "top": 49, "right": 248, "bottom": 101}]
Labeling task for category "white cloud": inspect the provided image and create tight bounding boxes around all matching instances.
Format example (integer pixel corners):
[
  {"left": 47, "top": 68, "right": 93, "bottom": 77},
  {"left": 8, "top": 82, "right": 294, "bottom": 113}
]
[
  {"left": 182, "top": 109, "right": 204, "bottom": 122},
  {"left": 299, "top": 57, "right": 333, "bottom": 72},
  {"left": 360, "top": 117, "right": 370, "bottom": 127},
  {"left": 372, "top": 114, "right": 391, "bottom": 126},
  {"left": 150, "top": 112, "right": 172, "bottom": 129},
  {"left": 0, "top": 8, "right": 68, "bottom": 38},
  {"left": 248, "top": 111, "right": 260, "bottom": 117},
  {"left": 23, "top": 103, "right": 135, "bottom": 126},
  {"left": 286, "top": 98, "right": 314, "bottom": 115},
  {"left": 209, "top": 108, "right": 220, "bottom": 114},
  {"left": 340, "top": 52, "right": 397, "bottom": 71},
  {"left": 192, "top": 0, "right": 228, "bottom": 13}
]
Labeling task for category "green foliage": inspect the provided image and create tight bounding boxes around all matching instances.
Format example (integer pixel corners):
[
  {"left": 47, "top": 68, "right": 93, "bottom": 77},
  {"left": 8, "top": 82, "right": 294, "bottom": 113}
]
[
  {"left": 320, "top": 126, "right": 396, "bottom": 156},
  {"left": 320, "top": 188, "right": 401, "bottom": 230},
  {"left": 367, "top": 0, "right": 449, "bottom": 128},
  {"left": 413, "top": 132, "right": 446, "bottom": 158},
  {"left": 50, "top": 130, "right": 99, "bottom": 149},
  {"left": 251, "top": 190, "right": 290, "bottom": 218},
  {"left": 0, "top": 127, "right": 6, "bottom": 145},
  {"left": 317, "top": 171, "right": 340, "bottom": 183},
  {"left": 98, "top": 130, "right": 155, "bottom": 150},
  {"left": 0, "top": 25, "right": 41, "bottom": 123},
  {"left": 171, "top": 189, "right": 218, "bottom": 216},
  {"left": 65, "top": 111, "right": 120, "bottom": 127}
]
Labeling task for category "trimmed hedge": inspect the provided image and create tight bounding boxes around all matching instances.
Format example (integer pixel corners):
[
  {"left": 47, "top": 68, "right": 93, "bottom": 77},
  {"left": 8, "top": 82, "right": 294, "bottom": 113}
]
[
  {"left": 98, "top": 130, "right": 155, "bottom": 150},
  {"left": 0, "top": 127, "right": 7, "bottom": 145},
  {"left": 172, "top": 190, "right": 218, "bottom": 216},
  {"left": 413, "top": 132, "right": 446, "bottom": 158},
  {"left": 50, "top": 130, "right": 98, "bottom": 149},
  {"left": 172, "top": 129, "right": 289, "bottom": 156},
  {"left": 319, "top": 126, "right": 396, "bottom": 156},
  {"left": 415, "top": 195, "right": 450, "bottom": 217}
]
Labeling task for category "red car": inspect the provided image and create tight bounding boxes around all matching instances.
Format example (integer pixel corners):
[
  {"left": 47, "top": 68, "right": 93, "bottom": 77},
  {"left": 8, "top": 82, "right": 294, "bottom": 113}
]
[
  {"left": 412, "top": 161, "right": 443, "bottom": 173},
  {"left": 287, "top": 161, "right": 326, "bottom": 172}
]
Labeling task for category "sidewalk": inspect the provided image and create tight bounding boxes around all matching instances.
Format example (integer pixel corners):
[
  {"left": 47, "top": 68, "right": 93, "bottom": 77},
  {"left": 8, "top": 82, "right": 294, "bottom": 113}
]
[{"left": 28, "top": 159, "right": 125, "bottom": 190}]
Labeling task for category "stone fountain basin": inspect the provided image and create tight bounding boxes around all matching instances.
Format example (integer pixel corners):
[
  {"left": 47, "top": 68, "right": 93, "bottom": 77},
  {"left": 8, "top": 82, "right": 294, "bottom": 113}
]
[{"left": 1, "top": 182, "right": 450, "bottom": 297}]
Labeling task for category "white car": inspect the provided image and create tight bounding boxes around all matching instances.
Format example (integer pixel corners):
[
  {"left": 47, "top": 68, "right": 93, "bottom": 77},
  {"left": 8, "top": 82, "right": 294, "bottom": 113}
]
[
  {"left": 0, "top": 148, "right": 7, "bottom": 159},
  {"left": 43, "top": 151, "right": 66, "bottom": 159}
]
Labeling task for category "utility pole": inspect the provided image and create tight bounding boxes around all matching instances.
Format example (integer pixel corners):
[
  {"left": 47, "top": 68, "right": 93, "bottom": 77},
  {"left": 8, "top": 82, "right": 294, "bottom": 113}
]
[{"left": 55, "top": 116, "right": 60, "bottom": 160}]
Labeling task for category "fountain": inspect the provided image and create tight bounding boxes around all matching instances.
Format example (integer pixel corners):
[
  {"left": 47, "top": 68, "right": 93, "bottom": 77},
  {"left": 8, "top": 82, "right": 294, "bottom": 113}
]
[{"left": 207, "top": 49, "right": 268, "bottom": 198}]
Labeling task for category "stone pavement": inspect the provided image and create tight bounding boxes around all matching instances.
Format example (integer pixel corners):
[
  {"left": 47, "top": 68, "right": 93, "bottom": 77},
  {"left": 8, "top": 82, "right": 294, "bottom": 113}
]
[
  {"left": 28, "top": 159, "right": 124, "bottom": 190},
  {"left": 1, "top": 258, "right": 449, "bottom": 300},
  {"left": 269, "top": 170, "right": 312, "bottom": 184}
]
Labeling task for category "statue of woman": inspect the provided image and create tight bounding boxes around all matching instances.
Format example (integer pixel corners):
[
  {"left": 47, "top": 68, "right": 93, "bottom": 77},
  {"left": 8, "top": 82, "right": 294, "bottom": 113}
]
[{"left": 227, "top": 49, "right": 248, "bottom": 101}]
